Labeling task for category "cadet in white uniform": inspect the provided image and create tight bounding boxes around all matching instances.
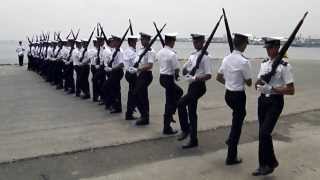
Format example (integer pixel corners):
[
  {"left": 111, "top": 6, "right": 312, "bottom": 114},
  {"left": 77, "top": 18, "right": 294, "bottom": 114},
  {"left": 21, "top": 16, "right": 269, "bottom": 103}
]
[
  {"left": 16, "top": 41, "right": 25, "bottom": 66},
  {"left": 217, "top": 33, "right": 252, "bottom": 165},
  {"left": 54, "top": 40, "right": 65, "bottom": 89},
  {"left": 123, "top": 35, "right": 139, "bottom": 120},
  {"left": 46, "top": 41, "right": 55, "bottom": 83},
  {"left": 78, "top": 39, "right": 92, "bottom": 99},
  {"left": 131, "top": 32, "right": 156, "bottom": 126},
  {"left": 178, "top": 33, "right": 212, "bottom": 149},
  {"left": 252, "top": 37, "right": 295, "bottom": 176},
  {"left": 64, "top": 39, "right": 75, "bottom": 94},
  {"left": 72, "top": 40, "right": 83, "bottom": 97},
  {"left": 103, "top": 35, "right": 124, "bottom": 113},
  {"left": 58, "top": 40, "right": 70, "bottom": 91},
  {"left": 92, "top": 36, "right": 106, "bottom": 103},
  {"left": 156, "top": 33, "right": 183, "bottom": 135}
]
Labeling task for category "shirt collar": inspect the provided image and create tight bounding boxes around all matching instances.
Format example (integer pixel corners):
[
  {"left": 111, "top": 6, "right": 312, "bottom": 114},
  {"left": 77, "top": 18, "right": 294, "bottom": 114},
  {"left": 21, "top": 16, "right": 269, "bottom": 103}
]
[{"left": 232, "top": 50, "right": 243, "bottom": 55}]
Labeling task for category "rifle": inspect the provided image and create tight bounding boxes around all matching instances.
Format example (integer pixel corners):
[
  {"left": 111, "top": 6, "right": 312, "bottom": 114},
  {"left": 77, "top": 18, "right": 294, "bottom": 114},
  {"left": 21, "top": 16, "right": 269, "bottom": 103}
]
[
  {"left": 153, "top": 22, "right": 165, "bottom": 47},
  {"left": 222, "top": 8, "right": 234, "bottom": 53},
  {"left": 107, "top": 26, "right": 130, "bottom": 67},
  {"left": 129, "top": 19, "right": 134, "bottom": 35},
  {"left": 98, "top": 23, "right": 109, "bottom": 45},
  {"left": 79, "top": 27, "right": 96, "bottom": 63},
  {"left": 260, "top": 12, "right": 308, "bottom": 83},
  {"left": 188, "top": 15, "right": 223, "bottom": 76},
  {"left": 133, "top": 23, "right": 167, "bottom": 68},
  {"left": 66, "top": 30, "right": 72, "bottom": 39}
]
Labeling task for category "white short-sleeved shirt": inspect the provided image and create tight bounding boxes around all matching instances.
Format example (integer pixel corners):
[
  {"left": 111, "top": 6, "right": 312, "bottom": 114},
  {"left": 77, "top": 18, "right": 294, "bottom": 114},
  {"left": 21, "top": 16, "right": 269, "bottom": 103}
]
[
  {"left": 72, "top": 48, "right": 82, "bottom": 66},
  {"left": 134, "top": 48, "right": 156, "bottom": 71},
  {"left": 16, "top": 45, "right": 25, "bottom": 56},
  {"left": 92, "top": 47, "right": 106, "bottom": 66},
  {"left": 123, "top": 47, "right": 137, "bottom": 70},
  {"left": 58, "top": 47, "right": 70, "bottom": 62},
  {"left": 157, "top": 46, "right": 180, "bottom": 75},
  {"left": 87, "top": 48, "right": 97, "bottom": 65},
  {"left": 105, "top": 48, "right": 124, "bottom": 68},
  {"left": 46, "top": 47, "right": 54, "bottom": 61},
  {"left": 218, "top": 50, "right": 252, "bottom": 91},
  {"left": 257, "top": 59, "right": 294, "bottom": 94},
  {"left": 183, "top": 51, "right": 213, "bottom": 76}
]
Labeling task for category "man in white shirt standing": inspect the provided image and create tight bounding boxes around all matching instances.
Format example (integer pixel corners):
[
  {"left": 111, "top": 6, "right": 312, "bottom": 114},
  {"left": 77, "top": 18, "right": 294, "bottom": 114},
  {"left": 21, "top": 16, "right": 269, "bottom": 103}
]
[
  {"left": 132, "top": 32, "right": 156, "bottom": 126},
  {"left": 123, "top": 35, "right": 139, "bottom": 120},
  {"left": 16, "top": 41, "right": 25, "bottom": 66},
  {"left": 216, "top": 33, "right": 252, "bottom": 166},
  {"left": 103, "top": 35, "right": 125, "bottom": 113},
  {"left": 178, "top": 33, "right": 212, "bottom": 149},
  {"left": 252, "top": 37, "right": 295, "bottom": 176},
  {"left": 72, "top": 40, "right": 83, "bottom": 97},
  {"left": 156, "top": 33, "right": 183, "bottom": 135}
]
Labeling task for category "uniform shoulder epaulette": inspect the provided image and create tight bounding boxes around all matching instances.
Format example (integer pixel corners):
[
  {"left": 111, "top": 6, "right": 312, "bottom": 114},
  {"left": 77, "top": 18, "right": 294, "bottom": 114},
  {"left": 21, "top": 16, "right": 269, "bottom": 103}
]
[
  {"left": 280, "top": 60, "right": 288, "bottom": 66},
  {"left": 262, "top": 58, "right": 269, "bottom": 63}
]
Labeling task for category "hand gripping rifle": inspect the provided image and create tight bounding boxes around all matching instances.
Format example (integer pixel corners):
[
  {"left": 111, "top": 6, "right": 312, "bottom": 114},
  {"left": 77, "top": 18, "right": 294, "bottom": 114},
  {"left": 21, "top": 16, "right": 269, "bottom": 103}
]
[
  {"left": 133, "top": 23, "right": 167, "bottom": 68},
  {"left": 107, "top": 26, "right": 130, "bottom": 68},
  {"left": 222, "top": 8, "right": 234, "bottom": 53},
  {"left": 260, "top": 12, "right": 308, "bottom": 84},
  {"left": 153, "top": 22, "right": 165, "bottom": 47},
  {"left": 79, "top": 27, "right": 96, "bottom": 63},
  {"left": 188, "top": 15, "right": 223, "bottom": 76}
]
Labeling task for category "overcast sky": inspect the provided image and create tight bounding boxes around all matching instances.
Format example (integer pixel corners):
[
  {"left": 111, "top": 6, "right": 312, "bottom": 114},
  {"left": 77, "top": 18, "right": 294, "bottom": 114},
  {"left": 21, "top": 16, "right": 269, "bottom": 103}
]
[{"left": 0, "top": 0, "right": 318, "bottom": 40}]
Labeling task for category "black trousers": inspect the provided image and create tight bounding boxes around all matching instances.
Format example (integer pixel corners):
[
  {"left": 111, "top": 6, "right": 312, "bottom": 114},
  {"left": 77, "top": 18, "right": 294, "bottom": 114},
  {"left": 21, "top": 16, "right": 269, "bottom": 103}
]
[
  {"left": 91, "top": 66, "right": 98, "bottom": 101},
  {"left": 125, "top": 72, "right": 137, "bottom": 115},
  {"left": 80, "top": 65, "right": 90, "bottom": 96},
  {"left": 103, "top": 69, "right": 124, "bottom": 111},
  {"left": 133, "top": 71, "right": 153, "bottom": 120},
  {"left": 74, "top": 65, "right": 81, "bottom": 95},
  {"left": 159, "top": 74, "right": 183, "bottom": 129},
  {"left": 55, "top": 61, "right": 64, "bottom": 88},
  {"left": 178, "top": 81, "right": 206, "bottom": 142},
  {"left": 64, "top": 64, "right": 74, "bottom": 91},
  {"left": 18, "top": 55, "right": 24, "bottom": 66},
  {"left": 27, "top": 55, "right": 32, "bottom": 70},
  {"left": 92, "top": 66, "right": 105, "bottom": 101},
  {"left": 225, "top": 90, "right": 246, "bottom": 161},
  {"left": 258, "top": 94, "right": 284, "bottom": 168}
]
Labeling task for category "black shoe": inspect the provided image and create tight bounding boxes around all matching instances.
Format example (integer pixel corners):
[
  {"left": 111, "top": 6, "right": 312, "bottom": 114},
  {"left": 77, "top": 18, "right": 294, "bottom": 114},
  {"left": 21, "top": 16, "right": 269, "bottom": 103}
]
[
  {"left": 81, "top": 95, "right": 90, "bottom": 100},
  {"left": 163, "top": 128, "right": 178, "bottom": 135},
  {"left": 226, "top": 158, "right": 242, "bottom": 166},
  {"left": 252, "top": 166, "right": 275, "bottom": 176},
  {"left": 56, "top": 86, "right": 63, "bottom": 90},
  {"left": 67, "top": 90, "right": 75, "bottom": 94},
  {"left": 76, "top": 94, "right": 81, "bottom": 97},
  {"left": 98, "top": 101, "right": 105, "bottom": 105},
  {"left": 110, "top": 109, "right": 122, "bottom": 114},
  {"left": 93, "top": 99, "right": 98, "bottom": 102},
  {"left": 177, "top": 132, "right": 189, "bottom": 141},
  {"left": 135, "top": 119, "right": 149, "bottom": 126},
  {"left": 182, "top": 140, "right": 198, "bottom": 149},
  {"left": 125, "top": 115, "right": 138, "bottom": 120}
]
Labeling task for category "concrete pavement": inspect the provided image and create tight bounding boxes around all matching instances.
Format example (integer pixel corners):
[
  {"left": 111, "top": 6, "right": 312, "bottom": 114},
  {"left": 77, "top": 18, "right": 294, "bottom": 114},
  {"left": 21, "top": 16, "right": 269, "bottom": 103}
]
[{"left": 0, "top": 59, "right": 319, "bottom": 163}]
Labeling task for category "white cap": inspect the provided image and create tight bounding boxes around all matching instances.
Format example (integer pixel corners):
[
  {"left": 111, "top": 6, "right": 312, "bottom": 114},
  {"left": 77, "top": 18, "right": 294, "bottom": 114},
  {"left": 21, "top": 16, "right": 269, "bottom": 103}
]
[
  {"left": 164, "top": 33, "right": 178, "bottom": 38},
  {"left": 127, "top": 35, "right": 139, "bottom": 39},
  {"left": 190, "top": 33, "right": 205, "bottom": 39},
  {"left": 75, "top": 39, "right": 82, "bottom": 43},
  {"left": 139, "top": 32, "right": 152, "bottom": 38}
]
